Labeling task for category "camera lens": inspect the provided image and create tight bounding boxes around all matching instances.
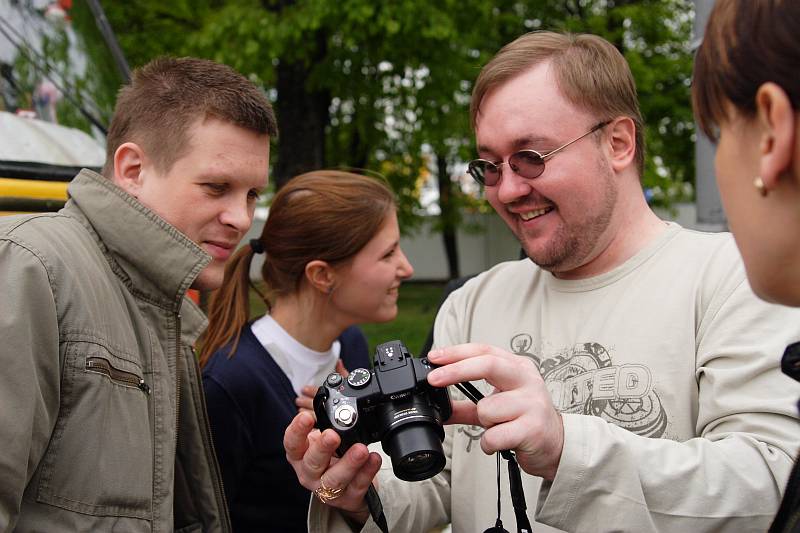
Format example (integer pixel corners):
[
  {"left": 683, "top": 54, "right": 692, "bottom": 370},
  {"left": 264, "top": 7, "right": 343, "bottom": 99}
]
[
  {"left": 383, "top": 422, "right": 445, "bottom": 481},
  {"left": 399, "top": 451, "right": 436, "bottom": 475},
  {"left": 378, "top": 394, "right": 446, "bottom": 482}
]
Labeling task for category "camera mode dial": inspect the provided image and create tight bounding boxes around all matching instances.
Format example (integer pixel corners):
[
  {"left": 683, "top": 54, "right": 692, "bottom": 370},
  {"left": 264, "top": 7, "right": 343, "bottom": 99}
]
[
  {"left": 347, "top": 368, "right": 371, "bottom": 388},
  {"left": 326, "top": 373, "right": 343, "bottom": 387}
]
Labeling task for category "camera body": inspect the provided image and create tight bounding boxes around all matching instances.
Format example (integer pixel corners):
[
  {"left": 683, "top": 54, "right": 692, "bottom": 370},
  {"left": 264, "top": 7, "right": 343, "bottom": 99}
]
[{"left": 314, "top": 340, "right": 452, "bottom": 481}]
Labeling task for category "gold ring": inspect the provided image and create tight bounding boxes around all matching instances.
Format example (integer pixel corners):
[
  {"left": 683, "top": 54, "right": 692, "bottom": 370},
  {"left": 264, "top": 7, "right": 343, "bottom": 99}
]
[{"left": 313, "top": 479, "right": 346, "bottom": 503}]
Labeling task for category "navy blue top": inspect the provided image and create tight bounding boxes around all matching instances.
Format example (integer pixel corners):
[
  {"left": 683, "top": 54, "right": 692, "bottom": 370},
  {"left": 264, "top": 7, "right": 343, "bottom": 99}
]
[{"left": 202, "top": 324, "right": 370, "bottom": 533}]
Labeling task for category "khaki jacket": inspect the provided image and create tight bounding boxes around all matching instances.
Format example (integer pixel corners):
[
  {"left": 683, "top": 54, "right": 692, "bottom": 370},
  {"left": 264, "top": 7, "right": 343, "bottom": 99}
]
[{"left": 0, "top": 170, "right": 230, "bottom": 532}]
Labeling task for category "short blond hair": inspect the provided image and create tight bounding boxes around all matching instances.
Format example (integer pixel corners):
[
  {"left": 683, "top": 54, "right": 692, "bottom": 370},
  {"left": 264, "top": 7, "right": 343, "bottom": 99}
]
[
  {"left": 104, "top": 57, "right": 277, "bottom": 177},
  {"left": 471, "top": 31, "right": 645, "bottom": 176}
]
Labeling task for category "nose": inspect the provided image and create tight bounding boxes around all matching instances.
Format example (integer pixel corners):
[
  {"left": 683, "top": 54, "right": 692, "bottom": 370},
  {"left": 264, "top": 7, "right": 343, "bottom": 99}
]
[
  {"left": 219, "top": 197, "right": 253, "bottom": 234},
  {"left": 397, "top": 247, "right": 414, "bottom": 279},
  {"left": 494, "top": 164, "right": 533, "bottom": 205}
]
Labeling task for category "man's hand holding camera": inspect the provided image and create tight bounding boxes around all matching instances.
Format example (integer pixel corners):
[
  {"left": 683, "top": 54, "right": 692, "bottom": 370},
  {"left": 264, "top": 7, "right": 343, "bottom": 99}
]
[
  {"left": 283, "top": 339, "right": 564, "bottom": 528},
  {"left": 284, "top": 411, "right": 381, "bottom": 524},
  {"left": 427, "top": 342, "right": 565, "bottom": 481}
]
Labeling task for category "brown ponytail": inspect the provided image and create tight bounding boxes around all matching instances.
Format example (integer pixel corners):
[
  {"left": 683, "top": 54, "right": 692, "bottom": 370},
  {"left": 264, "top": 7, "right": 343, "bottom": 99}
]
[
  {"left": 198, "top": 170, "right": 395, "bottom": 367},
  {"left": 198, "top": 243, "right": 261, "bottom": 367}
]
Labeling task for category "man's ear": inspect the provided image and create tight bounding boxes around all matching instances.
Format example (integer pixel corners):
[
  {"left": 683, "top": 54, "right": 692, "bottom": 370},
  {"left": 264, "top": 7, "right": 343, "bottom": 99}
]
[
  {"left": 112, "top": 142, "right": 146, "bottom": 197},
  {"left": 305, "top": 260, "right": 336, "bottom": 294},
  {"left": 606, "top": 116, "right": 637, "bottom": 173},
  {"left": 755, "top": 82, "right": 797, "bottom": 191}
]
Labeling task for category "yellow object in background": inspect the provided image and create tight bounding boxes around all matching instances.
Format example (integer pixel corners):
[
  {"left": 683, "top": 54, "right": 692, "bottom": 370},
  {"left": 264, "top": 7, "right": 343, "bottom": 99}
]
[
  {"left": 0, "top": 177, "right": 69, "bottom": 215},
  {"left": 0, "top": 177, "right": 68, "bottom": 200}
]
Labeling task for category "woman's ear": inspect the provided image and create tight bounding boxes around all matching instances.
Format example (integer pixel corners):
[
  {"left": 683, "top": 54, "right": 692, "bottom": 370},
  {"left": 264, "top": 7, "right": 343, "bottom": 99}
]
[
  {"left": 606, "top": 116, "right": 637, "bottom": 174},
  {"left": 113, "top": 142, "right": 147, "bottom": 197},
  {"left": 755, "top": 82, "right": 797, "bottom": 190},
  {"left": 305, "top": 260, "right": 336, "bottom": 294}
]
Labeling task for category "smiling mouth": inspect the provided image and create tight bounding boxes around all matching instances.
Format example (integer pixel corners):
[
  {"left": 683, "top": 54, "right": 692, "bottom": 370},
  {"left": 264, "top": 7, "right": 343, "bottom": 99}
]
[
  {"left": 204, "top": 241, "right": 235, "bottom": 260},
  {"left": 518, "top": 207, "right": 553, "bottom": 221}
]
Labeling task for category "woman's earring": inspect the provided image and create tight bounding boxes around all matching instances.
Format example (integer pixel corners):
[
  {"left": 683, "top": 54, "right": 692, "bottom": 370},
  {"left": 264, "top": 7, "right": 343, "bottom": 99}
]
[{"left": 753, "top": 176, "right": 768, "bottom": 198}]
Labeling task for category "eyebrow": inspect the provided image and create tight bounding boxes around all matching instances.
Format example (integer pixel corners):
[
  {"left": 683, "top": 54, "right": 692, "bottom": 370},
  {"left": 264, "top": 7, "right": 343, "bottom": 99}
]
[
  {"left": 382, "top": 240, "right": 399, "bottom": 255},
  {"left": 477, "top": 134, "right": 554, "bottom": 157},
  {"left": 196, "top": 172, "right": 267, "bottom": 190}
]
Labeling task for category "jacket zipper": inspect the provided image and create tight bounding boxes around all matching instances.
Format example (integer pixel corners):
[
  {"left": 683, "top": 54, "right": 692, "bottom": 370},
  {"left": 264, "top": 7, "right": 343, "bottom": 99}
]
[
  {"left": 86, "top": 357, "right": 151, "bottom": 394},
  {"left": 175, "top": 313, "right": 181, "bottom": 462}
]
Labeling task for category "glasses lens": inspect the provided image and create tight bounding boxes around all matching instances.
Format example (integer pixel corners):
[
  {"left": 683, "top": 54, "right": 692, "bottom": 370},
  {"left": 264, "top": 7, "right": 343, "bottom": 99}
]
[
  {"left": 509, "top": 150, "right": 545, "bottom": 179},
  {"left": 468, "top": 160, "right": 499, "bottom": 186}
]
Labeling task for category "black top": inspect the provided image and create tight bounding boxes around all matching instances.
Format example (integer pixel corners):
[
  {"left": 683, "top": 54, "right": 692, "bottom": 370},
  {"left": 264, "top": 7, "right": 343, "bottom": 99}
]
[
  {"left": 770, "top": 341, "right": 800, "bottom": 533},
  {"left": 203, "top": 324, "right": 370, "bottom": 533}
]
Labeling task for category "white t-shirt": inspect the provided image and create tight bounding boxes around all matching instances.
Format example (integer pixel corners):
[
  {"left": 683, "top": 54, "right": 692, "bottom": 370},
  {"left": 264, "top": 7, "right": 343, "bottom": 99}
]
[
  {"left": 250, "top": 315, "right": 340, "bottom": 396},
  {"left": 311, "top": 223, "right": 800, "bottom": 533}
]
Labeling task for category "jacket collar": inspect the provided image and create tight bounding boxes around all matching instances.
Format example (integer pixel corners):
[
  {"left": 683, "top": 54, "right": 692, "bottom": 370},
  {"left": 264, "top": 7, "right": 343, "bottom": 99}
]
[{"left": 64, "top": 169, "right": 211, "bottom": 312}]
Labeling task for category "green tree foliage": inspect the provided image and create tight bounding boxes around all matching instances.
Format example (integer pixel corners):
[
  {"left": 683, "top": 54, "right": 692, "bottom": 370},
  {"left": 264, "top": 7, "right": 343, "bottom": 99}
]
[{"left": 102, "top": 0, "right": 694, "bottom": 276}]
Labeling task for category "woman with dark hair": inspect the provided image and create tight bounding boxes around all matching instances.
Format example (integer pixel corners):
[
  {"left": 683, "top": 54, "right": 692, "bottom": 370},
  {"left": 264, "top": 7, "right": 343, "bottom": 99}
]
[
  {"left": 199, "top": 170, "right": 414, "bottom": 532},
  {"left": 693, "top": 1, "right": 800, "bottom": 530}
]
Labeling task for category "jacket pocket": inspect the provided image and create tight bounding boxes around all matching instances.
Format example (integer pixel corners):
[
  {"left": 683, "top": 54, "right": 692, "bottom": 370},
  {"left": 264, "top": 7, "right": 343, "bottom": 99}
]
[
  {"left": 36, "top": 341, "right": 153, "bottom": 520},
  {"left": 86, "top": 356, "right": 152, "bottom": 394}
]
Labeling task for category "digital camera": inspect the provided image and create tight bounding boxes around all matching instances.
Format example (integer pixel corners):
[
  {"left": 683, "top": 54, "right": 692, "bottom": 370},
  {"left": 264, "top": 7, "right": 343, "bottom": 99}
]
[{"left": 314, "top": 340, "right": 452, "bottom": 481}]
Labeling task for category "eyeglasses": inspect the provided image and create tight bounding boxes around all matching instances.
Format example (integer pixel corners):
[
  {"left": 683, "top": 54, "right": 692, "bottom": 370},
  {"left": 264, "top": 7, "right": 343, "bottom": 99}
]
[{"left": 467, "top": 120, "right": 611, "bottom": 186}]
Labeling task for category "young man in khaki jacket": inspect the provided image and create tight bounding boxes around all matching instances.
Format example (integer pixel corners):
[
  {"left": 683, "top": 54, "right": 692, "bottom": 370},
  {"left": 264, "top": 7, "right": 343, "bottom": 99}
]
[{"left": 0, "top": 57, "right": 276, "bottom": 532}]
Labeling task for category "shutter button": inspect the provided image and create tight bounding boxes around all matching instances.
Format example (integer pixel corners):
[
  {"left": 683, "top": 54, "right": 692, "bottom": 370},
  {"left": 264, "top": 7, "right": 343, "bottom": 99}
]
[{"left": 334, "top": 404, "right": 357, "bottom": 427}]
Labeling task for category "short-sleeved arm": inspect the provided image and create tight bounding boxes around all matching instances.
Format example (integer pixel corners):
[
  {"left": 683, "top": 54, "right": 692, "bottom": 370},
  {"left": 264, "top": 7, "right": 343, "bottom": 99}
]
[{"left": 0, "top": 239, "right": 61, "bottom": 530}]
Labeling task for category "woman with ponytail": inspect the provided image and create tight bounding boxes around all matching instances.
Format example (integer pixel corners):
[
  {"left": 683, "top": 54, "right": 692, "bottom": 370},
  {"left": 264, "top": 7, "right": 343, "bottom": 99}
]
[{"left": 199, "top": 170, "right": 414, "bottom": 533}]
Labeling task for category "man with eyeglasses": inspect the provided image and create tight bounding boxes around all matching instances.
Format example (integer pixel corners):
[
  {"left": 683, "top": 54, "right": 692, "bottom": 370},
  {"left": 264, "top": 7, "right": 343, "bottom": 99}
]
[{"left": 285, "top": 31, "right": 800, "bottom": 533}]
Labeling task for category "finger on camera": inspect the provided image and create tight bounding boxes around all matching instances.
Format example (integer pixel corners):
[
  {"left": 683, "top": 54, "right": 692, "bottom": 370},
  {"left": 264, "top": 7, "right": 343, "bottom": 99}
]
[
  {"left": 443, "top": 399, "right": 480, "bottom": 426},
  {"left": 475, "top": 389, "right": 529, "bottom": 425},
  {"left": 334, "top": 358, "right": 349, "bottom": 377},
  {"left": 295, "top": 395, "right": 314, "bottom": 411},
  {"left": 297, "top": 407, "right": 316, "bottom": 420},
  {"left": 302, "top": 429, "right": 340, "bottom": 475},
  {"left": 284, "top": 411, "right": 316, "bottom": 461},
  {"left": 331, "top": 455, "right": 381, "bottom": 517},
  {"left": 428, "top": 342, "right": 498, "bottom": 363},
  {"left": 479, "top": 420, "right": 531, "bottom": 456},
  {"left": 319, "top": 444, "right": 372, "bottom": 490},
  {"left": 347, "top": 452, "right": 382, "bottom": 494},
  {"left": 429, "top": 354, "right": 531, "bottom": 392}
]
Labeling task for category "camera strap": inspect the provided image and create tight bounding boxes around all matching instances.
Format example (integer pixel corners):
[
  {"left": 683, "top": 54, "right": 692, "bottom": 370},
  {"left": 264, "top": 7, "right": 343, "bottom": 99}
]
[
  {"left": 503, "top": 450, "right": 533, "bottom": 533},
  {"left": 365, "top": 484, "right": 390, "bottom": 533},
  {"left": 456, "top": 382, "right": 533, "bottom": 533}
]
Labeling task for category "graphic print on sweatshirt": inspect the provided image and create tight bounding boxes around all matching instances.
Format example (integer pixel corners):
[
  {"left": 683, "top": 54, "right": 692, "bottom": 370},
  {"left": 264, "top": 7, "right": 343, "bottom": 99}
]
[{"left": 458, "top": 334, "right": 669, "bottom": 452}]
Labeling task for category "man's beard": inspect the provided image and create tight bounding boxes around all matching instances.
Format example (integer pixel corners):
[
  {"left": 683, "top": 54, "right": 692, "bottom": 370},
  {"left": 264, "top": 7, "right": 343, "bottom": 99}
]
[{"left": 521, "top": 161, "right": 617, "bottom": 274}]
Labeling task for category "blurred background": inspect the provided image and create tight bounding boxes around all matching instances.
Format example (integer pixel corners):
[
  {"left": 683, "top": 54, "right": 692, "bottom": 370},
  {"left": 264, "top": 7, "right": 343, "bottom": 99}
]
[{"left": 0, "top": 0, "right": 711, "bottom": 353}]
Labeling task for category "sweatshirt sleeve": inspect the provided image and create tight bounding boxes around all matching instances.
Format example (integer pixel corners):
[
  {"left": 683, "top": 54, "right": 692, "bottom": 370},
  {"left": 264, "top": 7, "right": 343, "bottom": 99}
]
[
  {"left": 0, "top": 239, "right": 61, "bottom": 531},
  {"left": 537, "top": 276, "right": 800, "bottom": 532}
]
